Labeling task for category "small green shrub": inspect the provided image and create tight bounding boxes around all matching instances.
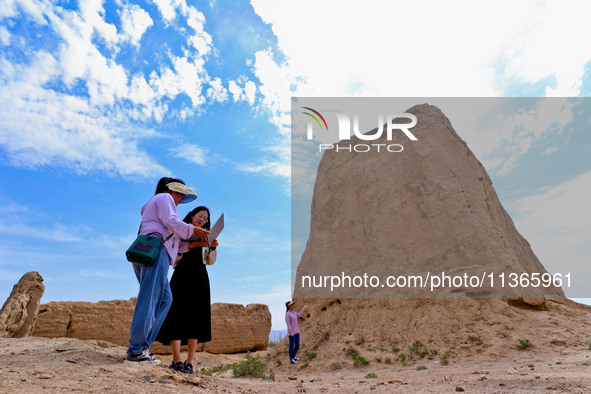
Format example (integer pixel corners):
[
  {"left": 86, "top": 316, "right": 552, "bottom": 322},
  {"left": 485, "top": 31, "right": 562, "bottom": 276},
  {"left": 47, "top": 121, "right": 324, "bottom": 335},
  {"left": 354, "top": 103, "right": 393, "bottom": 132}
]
[
  {"left": 346, "top": 346, "right": 359, "bottom": 357},
  {"left": 306, "top": 352, "right": 317, "bottom": 359},
  {"left": 345, "top": 346, "right": 370, "bottom": 367},
  {"left": 275, "top": 359, "right": 281, "bottom": 366},
  {"left": 232, "top": 352, "right": 266, "bottom": 379},
  {"left": 375, "top": 357, "right": 382, "bottom": 363},
  {"left": 417, "top": 365, "right": 426, "bottom": 370},
  {"left": 384, "top": 357, "right": 391, "bottom": 364},
  {"left": 517, "top": 339, "right": 532, "bottom": 350},
  {"left": 354, "top": 355, "right": 369, "bottom": 367},
  {"left": 441, "top": 359, "right": 449, "bottom": 366},
  {"left": 331, "top": 363, "right": 341, "bottom": 370},
  {"left": 365, "top": 372, "right": 377, "bottom": 378},
  {"left": 210, "top": 363, "right": 234, "bottom": 373},
  {"left": 391, "top": 345, "right": 400, "bottom": 353}
]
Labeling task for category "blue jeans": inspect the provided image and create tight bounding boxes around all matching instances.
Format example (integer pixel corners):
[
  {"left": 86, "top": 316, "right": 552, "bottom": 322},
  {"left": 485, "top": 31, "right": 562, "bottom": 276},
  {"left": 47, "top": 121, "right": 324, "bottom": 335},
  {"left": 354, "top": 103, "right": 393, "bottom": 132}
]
[
  {"left": 288, "top": 333, "right": 300, "bottom": 359},
  {"left": 128, "top": 246, "right": 172, "bottom": 354}
]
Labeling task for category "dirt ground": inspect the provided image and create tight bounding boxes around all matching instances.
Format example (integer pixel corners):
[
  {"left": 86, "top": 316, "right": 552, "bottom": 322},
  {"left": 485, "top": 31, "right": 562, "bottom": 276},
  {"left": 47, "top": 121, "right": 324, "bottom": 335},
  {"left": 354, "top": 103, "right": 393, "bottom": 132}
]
[{"left": 1, "top": 336, "right": 590, "bottom": 393}]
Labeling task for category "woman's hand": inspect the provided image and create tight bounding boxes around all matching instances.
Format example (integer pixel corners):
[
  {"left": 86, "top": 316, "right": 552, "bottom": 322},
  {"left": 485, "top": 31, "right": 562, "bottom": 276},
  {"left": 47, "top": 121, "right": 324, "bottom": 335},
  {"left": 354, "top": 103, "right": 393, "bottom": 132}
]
[
  {"left": 211, "top": 240, "right": 219, "bottom": 248},
  {"left": 193, "top": 226, "right": 210, "bottom": 238},
  {"left": 188, "top": 241, "right": 208, "bottom": 248}
]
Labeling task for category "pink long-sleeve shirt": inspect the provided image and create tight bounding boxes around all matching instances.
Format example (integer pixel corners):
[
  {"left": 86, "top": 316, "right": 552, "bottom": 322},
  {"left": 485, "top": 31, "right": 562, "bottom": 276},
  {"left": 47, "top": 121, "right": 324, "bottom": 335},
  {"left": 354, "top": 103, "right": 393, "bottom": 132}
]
[
  {"left": 140, "top": 193, "right": 194, "bottom": 265},
  {"left": 285, "top": 305, "right": 307, "bottom": 336}
]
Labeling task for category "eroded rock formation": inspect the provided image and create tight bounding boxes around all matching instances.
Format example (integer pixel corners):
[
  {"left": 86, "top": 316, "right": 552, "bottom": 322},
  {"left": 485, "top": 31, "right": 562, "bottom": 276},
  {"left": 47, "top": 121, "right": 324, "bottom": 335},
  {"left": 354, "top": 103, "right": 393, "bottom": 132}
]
[
  {"left": 0, "top": 271, "right": 45, "bottom": 337},
  {"left": 294, "top": 103, "right": 564, "bottom": 299},
  {"left": 32, "top": 298, "right": 271, "bottom": 354}
]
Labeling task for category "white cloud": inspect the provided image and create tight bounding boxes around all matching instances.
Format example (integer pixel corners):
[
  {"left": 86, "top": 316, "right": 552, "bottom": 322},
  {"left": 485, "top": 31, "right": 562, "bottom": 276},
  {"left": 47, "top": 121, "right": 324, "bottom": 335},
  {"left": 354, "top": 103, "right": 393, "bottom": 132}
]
[
  {"left": 228, "top": 80, "right": 242, "bottom": 102},
  {"left": 243, "top": 80, "right": 257, "bottom": 105},
  {"left": 249, "top": 0, "right": 591, "bottom": 152},
  {"left": 251, "top": 0, "right": 504, "bottom": 99},
  {"left": 510, "top": 170, "right": 591, "bottom": 297},
  {"left": 0, "top": 26, "right": 10, "bottom": 45},
  {"left": 0, "top": 221, "right": 83, "bottom": 243},
  {"left": 119, "top": 3, "right": 153, "bottom": 47},
  {"left": 227, "top": 78, "right": 257, "bottom": 104},
  {"left": 0, "top": 52, "right": 166, "bottom": 177},
  {"left": 171, "top": 56, "right": 206, "bottom": 106},
  {"left": 48, "top": 2, "right": 129, "bottom": 106},
  {"left": 0, "top": 0, "right": 18, "bottom": 20},
  {"left": 0, "top": 198, "right": 84, "bottom": 243},
  {"left": 238, "top": 160, "right": 289, "bottom": 178},
  {"left": 171, "top": 143, "right": 207, "bottom": 165},
  {"left": 252, "top": 49, "right": 294, "bottom": 136},
  {"left": 152, "top": 0, "right": 176, "bottom": 24},
  {"left": 128, "top": 74, "right": 156, "bottom": 106},
  {"left": 182, "top": 3, "right": 212, "bottom": 55},
  {"left": 152, "top": 0, "right": 212, "bottom": 55},
  {"left": 490, "top": 100, "right": 574, "bottom": 174},
  {"left": 236, "top": 143, "right": 290, "bottom": 180},
  {"left": 502, "top": 2, "right": 591, "bottom": 96},
  {"left": 206, "top": 77, "right": 228, "bottom": 103},
  {"left": 0, "top": 0, "right": 220, "bottom": 177},
  {"left": 255, "top": 0, "right": 591, "bottom": 97},
  {"left": 150, "top": 56, "right": 207, "bottom": 107},
  {"left": 435, "top": 99, "right": 575, "bottom": 176},
  {"left": 0, "top": 0, "right": 46, "bottom": 24}
]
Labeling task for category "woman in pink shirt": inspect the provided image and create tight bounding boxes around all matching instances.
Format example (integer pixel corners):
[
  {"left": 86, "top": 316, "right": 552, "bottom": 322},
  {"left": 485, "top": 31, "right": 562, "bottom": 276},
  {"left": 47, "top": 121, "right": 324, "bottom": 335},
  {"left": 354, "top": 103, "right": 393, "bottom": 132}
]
[
  {"left": 285, "top": 301, "right": 308, "bottom": 364},
  {"left": 126, "top": 177, "right": 209, "bottom": 364}
]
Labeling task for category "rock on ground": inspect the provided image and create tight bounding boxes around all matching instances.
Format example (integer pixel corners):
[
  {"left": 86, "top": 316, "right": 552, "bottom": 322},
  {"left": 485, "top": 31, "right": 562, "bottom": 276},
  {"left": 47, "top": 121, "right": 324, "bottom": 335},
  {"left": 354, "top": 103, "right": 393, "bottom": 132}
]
[{"left": 0, "top": 271, "right": 45, "bottom": 338}]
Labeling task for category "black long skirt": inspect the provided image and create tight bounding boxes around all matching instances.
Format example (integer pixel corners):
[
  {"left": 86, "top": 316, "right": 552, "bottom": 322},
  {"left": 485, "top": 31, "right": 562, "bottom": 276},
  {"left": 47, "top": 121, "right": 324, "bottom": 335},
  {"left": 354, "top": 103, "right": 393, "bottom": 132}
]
[{"left": 156, "top": 247, "right": 211, "bottom": 345}]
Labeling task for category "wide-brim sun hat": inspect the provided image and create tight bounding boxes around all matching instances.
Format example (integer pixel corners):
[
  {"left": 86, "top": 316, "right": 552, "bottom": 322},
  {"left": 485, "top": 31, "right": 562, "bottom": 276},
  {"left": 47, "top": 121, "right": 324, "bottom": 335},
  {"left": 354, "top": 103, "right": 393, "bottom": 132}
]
[
  {"left": 167, "top": 182, "right": 197, "bottom": 204},
  {"left": 286, "top": 301, "right": 295, "bottom": 307}
]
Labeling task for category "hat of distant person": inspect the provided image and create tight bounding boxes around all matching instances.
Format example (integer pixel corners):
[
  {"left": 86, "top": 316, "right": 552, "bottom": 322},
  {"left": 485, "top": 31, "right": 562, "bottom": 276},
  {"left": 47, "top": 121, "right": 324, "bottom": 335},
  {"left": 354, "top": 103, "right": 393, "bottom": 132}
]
[{"left": 285, "top": 301, "right": 295, "bottom": 307}]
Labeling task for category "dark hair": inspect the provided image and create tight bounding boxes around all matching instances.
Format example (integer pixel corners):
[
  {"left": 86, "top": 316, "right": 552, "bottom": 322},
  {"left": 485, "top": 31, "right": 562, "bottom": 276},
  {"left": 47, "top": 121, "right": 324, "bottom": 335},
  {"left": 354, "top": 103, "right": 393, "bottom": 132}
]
[
  {"left": 285, "top": 301, "right": 292, "bottom": 313},
  {"left": 155, "top": 177, "right": 185, "bottom": 195},
  {"left": 183, "top": 206, "right": 211, "bottom": 230}
]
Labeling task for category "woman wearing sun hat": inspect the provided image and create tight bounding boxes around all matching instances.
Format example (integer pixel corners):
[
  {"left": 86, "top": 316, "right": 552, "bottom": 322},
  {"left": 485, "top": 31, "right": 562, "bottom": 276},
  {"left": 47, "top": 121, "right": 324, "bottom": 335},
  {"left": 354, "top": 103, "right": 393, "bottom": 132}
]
[
  {"left": 126, "top": 177, "right": 209, "bottom": 364},
  {"left": 285, "top": 301, "right": 308, "bottom": 364}
]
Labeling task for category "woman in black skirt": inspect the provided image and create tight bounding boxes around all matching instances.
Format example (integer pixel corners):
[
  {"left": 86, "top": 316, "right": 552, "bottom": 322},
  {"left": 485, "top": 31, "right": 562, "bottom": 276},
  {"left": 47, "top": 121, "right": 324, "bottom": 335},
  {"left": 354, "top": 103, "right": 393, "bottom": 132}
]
[{"left": 156, "top": 206, "right": 218, "bottom": 374}]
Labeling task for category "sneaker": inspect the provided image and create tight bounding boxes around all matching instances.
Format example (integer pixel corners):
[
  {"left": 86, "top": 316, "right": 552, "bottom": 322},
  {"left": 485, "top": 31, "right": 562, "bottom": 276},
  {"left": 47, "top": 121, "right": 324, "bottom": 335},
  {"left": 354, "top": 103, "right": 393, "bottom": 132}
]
[
  {"left": 182, "top": 361, "right": 193, "bottom": 374},
  {"left": 125, "top": 348, "right": 161, "bottom": 364},
  {"left": 294, "top": 357, "right": 300, "bottom": 361},
  {"left": 290, "top": 358, "right": 298, "bottom": 364},
  {"left": 169, "top": 361, "right": 184, "bottom": 371}
]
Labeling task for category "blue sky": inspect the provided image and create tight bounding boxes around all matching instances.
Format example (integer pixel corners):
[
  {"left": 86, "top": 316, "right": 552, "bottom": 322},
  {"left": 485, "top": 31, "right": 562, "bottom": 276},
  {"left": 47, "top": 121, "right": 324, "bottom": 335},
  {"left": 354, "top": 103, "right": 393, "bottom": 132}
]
[{"left": 1, "top": 0, "right": 591, "bottom": 329}]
